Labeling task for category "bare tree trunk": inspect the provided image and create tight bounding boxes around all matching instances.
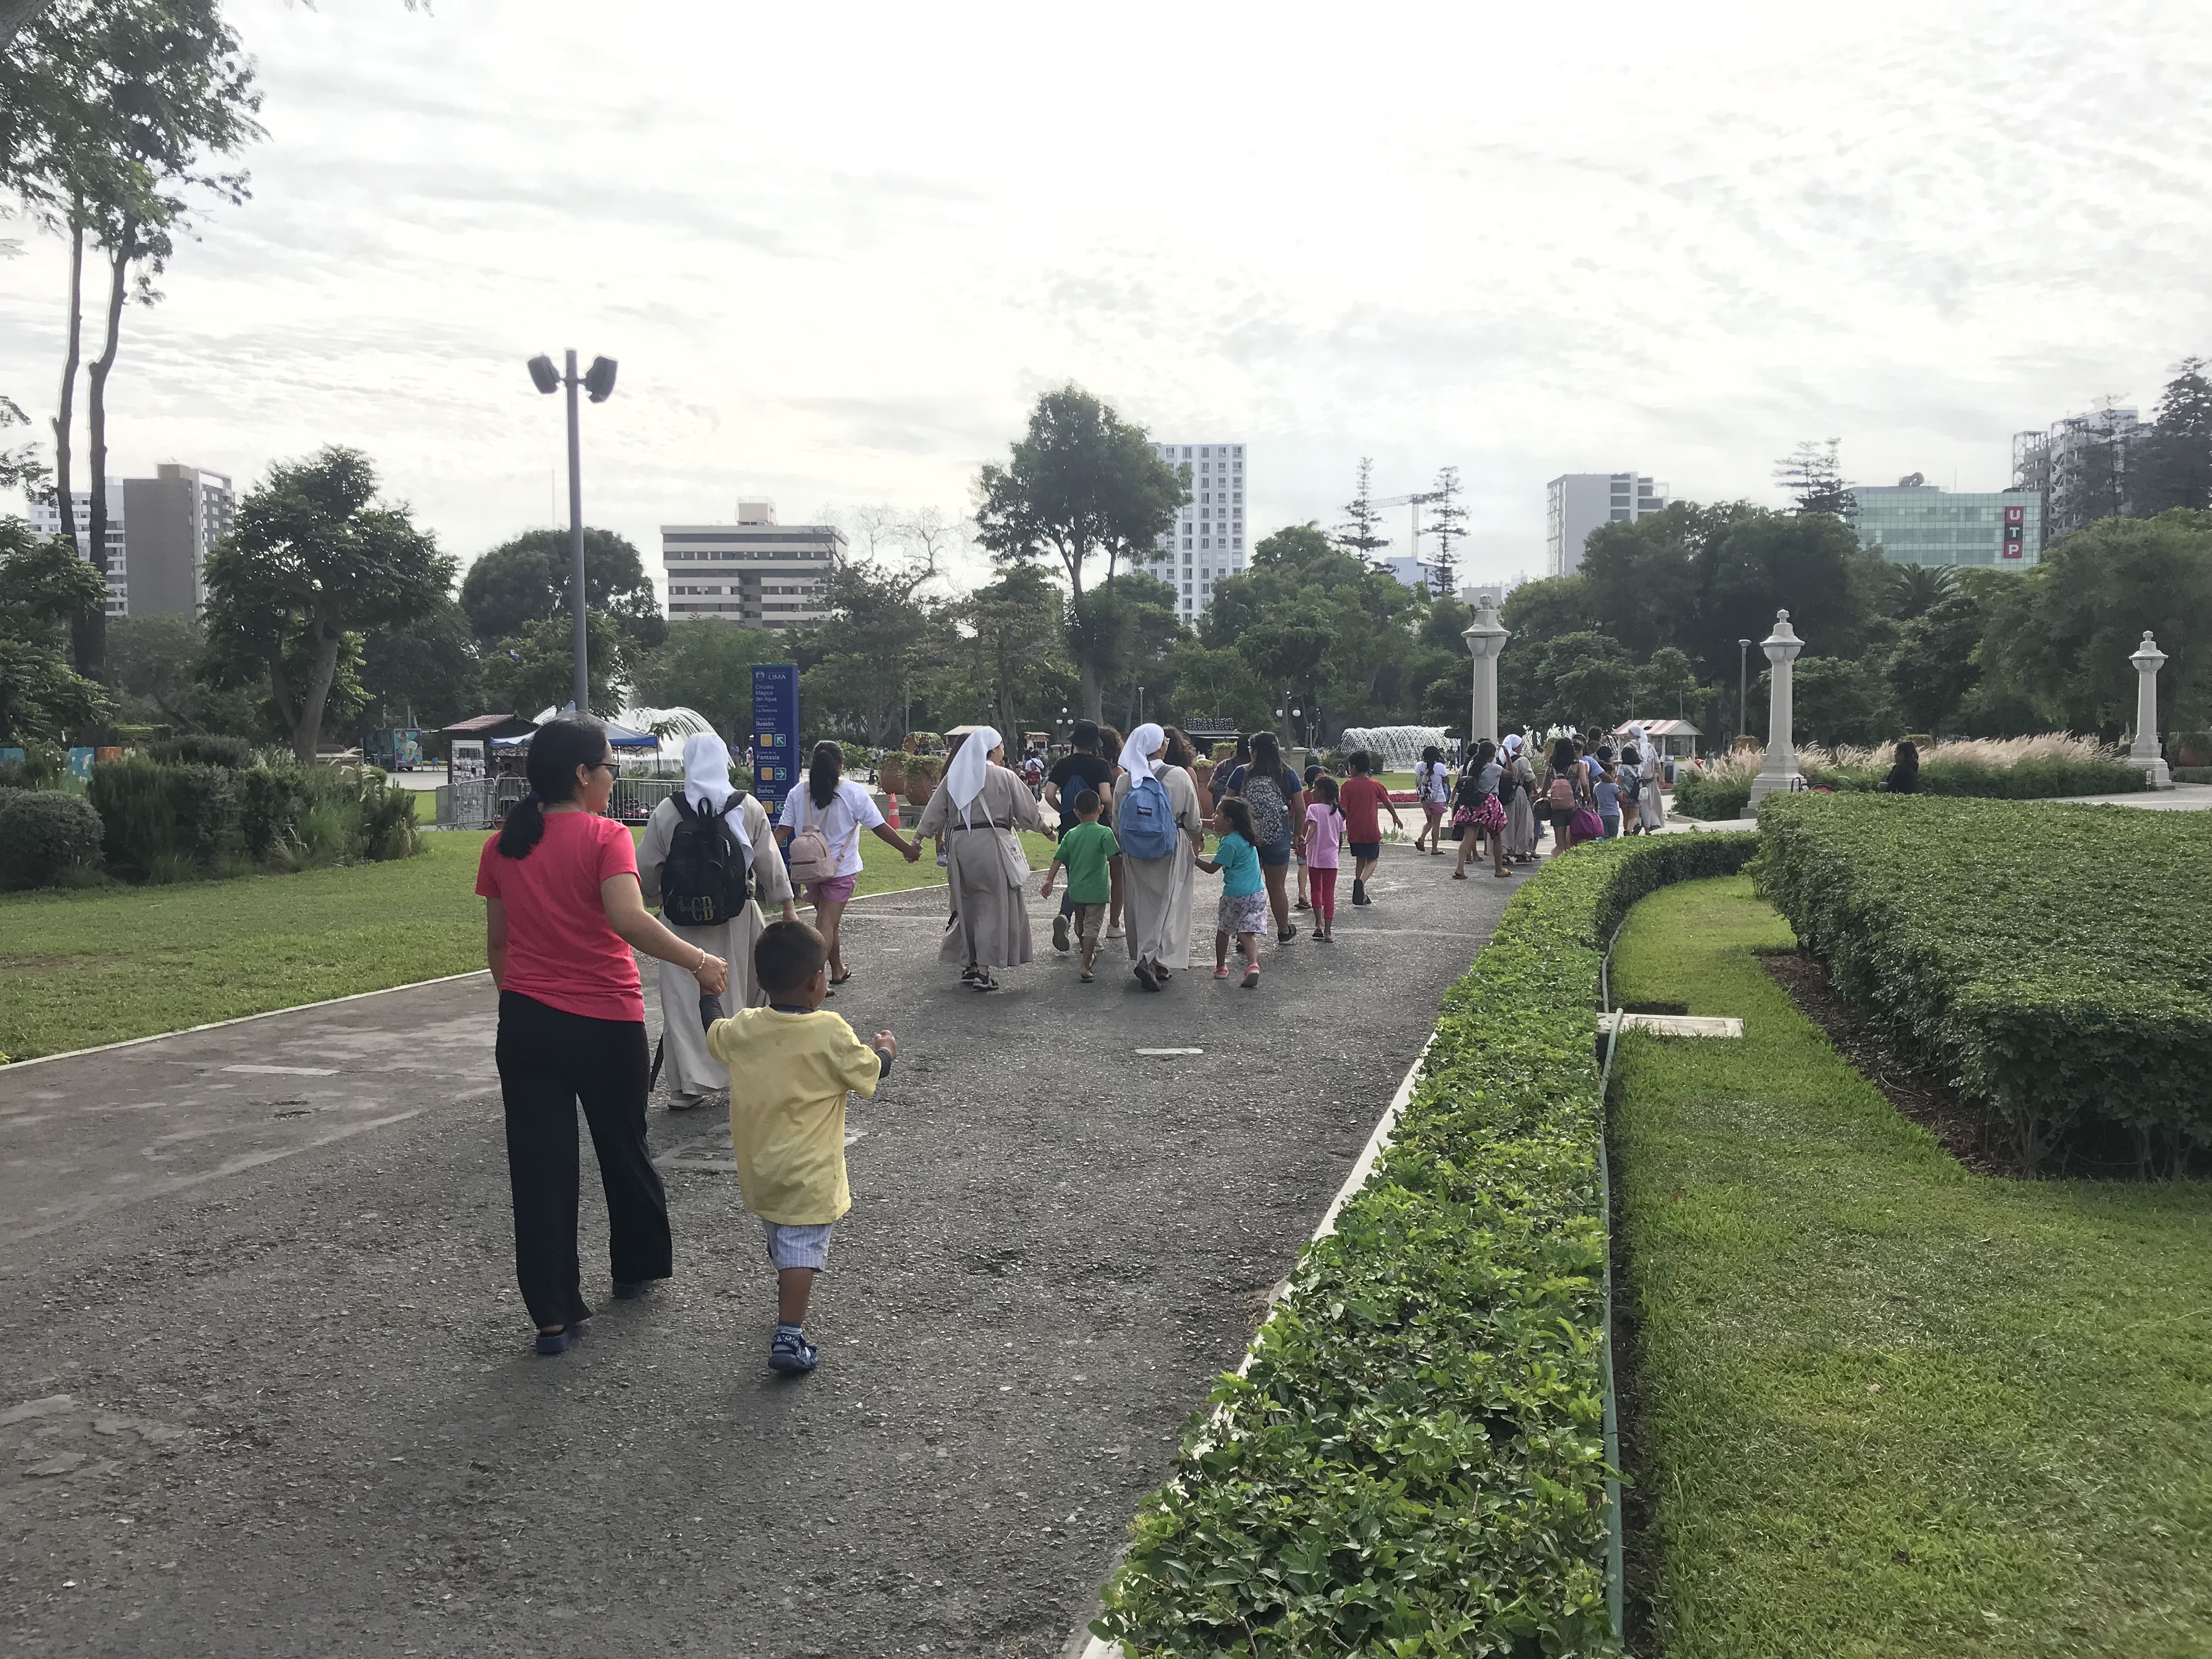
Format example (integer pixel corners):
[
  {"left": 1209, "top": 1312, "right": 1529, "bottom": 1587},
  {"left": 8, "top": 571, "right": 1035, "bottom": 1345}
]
[
  {"left": 292, "top": 627, "right": 345, "bottom": 764},
  {"left": 57, "top": 217, "right": 88, "bottom": 667},
  {"left": 82, "top": 222, "right": 133, "bottom": 690}
]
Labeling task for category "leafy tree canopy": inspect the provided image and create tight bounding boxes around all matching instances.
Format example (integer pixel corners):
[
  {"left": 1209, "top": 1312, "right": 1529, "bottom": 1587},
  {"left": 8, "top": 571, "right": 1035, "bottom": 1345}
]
[
  {"left": 0, "top": 517, "right": 111, "bottom": 741},
  {"left": 630, "top": 619, "right": 785, "bottom": 743},
  {"left": 460, "top": 527, "right": 664, "bottom": 649},
  {"left": 200, "top": 445, "right": 454, "bottom": 761},
  {"left": 479, "top": 609, "right": 628, "bottom": 719}
]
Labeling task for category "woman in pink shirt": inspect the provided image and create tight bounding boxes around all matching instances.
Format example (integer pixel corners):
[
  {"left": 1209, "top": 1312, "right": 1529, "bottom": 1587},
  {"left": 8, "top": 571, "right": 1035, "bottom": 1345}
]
[{"left": 476, "top": 716, "right": 730, "bottom": 1355}]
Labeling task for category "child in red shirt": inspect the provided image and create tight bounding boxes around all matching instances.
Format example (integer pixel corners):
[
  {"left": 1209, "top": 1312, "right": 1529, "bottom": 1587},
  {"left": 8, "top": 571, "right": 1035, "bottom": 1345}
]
[{"left": 1335, "top": 749, "right": 1402, "bottom": 907}]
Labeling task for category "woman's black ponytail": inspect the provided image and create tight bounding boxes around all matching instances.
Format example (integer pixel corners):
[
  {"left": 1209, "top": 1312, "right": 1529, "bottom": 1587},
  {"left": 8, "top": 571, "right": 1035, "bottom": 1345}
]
[
  {"left": 498, "top": 715, "right": 608, "bottom": 859},
  {"left": 808, "top": 741, "right": 843, "bottom": 810}
]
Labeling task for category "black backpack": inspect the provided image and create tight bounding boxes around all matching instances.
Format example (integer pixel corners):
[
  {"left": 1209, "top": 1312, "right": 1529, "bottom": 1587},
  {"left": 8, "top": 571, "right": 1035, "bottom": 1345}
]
[{"left": 660, "top": 793, "right": 752, "bottom": 927}]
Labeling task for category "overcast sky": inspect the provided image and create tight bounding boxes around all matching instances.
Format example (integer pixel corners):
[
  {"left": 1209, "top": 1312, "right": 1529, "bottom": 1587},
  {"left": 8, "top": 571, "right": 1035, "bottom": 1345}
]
[{"left": 5, "top": 0, "right": 2209, "bottom": 595}]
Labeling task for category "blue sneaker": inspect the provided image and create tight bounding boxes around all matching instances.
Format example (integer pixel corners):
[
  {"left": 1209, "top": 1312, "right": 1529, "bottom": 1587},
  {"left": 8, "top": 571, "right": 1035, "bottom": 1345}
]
[
  {"left": 534, "top": 1324, "right": 583, "bottom": 1356},
  {"left": 767, "top": 1325, "right": 819, "bottom": 1373}
]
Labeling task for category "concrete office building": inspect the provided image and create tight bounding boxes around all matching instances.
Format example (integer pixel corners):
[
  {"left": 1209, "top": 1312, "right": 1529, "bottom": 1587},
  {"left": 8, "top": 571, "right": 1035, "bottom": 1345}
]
[
  {"left": 1852, "top": 480, "right": 2043, "bottom": 568},
  {"left": 25, "top": 462, "right": 231, "bottom": 617},
  {"left": 2012, "top": 407, "right": 2147, "bottom": 541},
  {"left": 1143, "top": 440, "right": 1246, "bottom": 621},
  {"left": 122, "top": 464, "right": 234, "bottom": 615},
  {"left": 28, "top": 479, "right": 127, "bottom": 614},
  {"left": 661, "top": 501, "right": 841, "bottom": 629},
  {"left": 1545, "top": 472, "right": 1667, "bottom": 576}
]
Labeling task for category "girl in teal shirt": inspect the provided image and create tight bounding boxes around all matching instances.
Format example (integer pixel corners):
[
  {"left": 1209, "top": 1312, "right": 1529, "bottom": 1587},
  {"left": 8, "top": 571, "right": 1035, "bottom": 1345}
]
[{"left": 1197, "top": 798, "right": 1267, "bottom": 988}]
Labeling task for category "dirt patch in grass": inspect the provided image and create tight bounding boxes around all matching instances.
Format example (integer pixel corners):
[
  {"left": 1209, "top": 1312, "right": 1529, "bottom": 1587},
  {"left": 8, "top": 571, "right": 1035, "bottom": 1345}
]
[{"left": 1760, "top": 950, "right": 2005, "bottom": 1176}]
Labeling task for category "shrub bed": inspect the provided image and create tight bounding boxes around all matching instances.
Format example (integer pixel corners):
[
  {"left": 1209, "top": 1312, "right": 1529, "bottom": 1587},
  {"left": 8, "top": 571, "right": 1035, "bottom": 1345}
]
[
  {"left": 1754, "top": 794, "right": 2212, "bottom": 1171},
  {"left": 82, "top": 754, "right": 420, "bottom": 882},
  {"left": 1671, "top": 736, "right": 2145, "bottom": 822},
  {"left": 0, "top": 788, "right": 104, "bottom": 890},
  {"left": 1093, "top": 830, "right": 1758, "bottom": 1656}
]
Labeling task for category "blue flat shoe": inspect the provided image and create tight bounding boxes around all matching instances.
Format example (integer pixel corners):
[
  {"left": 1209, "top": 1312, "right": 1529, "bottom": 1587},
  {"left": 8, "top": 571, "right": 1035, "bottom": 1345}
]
[
  {"left": 534, "top": 1324, "right": 582, "bottom": 1356},
  {"left": 767, "top": 1327, "right": 819, "bottom": 1374}
]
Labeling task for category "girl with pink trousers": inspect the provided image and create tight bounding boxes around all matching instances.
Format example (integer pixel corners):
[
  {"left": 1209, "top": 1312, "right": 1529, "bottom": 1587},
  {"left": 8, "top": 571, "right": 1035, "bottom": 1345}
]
[{"left": 1303, "top": 774, "right": 1345, "bottom": 941}]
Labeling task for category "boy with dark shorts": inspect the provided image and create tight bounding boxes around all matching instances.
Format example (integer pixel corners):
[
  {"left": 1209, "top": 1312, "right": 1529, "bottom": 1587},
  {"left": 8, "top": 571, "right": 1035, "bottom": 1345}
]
[
  {"left": 707, "top": 922, "right": 895, "bottom": 1374},
  {"left": 1335, "top": 749, "right": 1403, "bottom": 907}
]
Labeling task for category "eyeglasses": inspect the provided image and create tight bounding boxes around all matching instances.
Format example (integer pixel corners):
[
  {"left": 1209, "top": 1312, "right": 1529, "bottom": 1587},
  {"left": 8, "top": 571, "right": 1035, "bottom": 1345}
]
[{"left": 583, "top": 760, "right": 618, "bottom": 775}]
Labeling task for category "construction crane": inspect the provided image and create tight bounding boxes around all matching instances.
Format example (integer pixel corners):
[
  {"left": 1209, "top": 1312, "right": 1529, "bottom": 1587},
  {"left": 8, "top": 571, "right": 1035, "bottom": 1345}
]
[{"left": 1371, "top": 492, "right": 1443, "bottom": 582}]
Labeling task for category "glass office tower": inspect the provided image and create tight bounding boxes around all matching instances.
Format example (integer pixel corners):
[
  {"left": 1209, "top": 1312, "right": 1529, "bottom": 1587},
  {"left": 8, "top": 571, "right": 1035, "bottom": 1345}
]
[{"left": 1850, "top": 483, "right": 2043, "bottom": 568}]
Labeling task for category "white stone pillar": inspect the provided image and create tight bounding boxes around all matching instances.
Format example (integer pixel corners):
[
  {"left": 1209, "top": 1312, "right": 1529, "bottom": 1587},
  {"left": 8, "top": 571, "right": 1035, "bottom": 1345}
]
[
  {"left": 1462, "top": 596, "right": 1509, "bottom": 750},
  {"left": 2129, "top": 631, "right": 2174, "bottom": 789},
  {"left": 1745, "top": 609, "right": 1805, "bottom": 814}
]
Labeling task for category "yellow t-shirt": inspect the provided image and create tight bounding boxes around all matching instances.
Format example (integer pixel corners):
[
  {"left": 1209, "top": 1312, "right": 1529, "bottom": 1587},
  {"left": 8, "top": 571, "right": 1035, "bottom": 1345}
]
[{"left": 706, "top": 1007, "right": 883, "bottom": 1224}]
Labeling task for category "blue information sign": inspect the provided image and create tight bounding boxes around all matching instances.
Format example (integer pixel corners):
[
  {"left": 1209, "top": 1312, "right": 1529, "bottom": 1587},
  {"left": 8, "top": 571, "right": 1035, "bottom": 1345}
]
[{"left": 751, "top": 663, "right": 801, "bottom": 811}]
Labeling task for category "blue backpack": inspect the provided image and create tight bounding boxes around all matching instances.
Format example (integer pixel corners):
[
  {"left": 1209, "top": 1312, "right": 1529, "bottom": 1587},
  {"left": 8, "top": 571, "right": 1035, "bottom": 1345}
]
[{"left": 1116, "top": 771, "right": 1178, "bottom": 860}]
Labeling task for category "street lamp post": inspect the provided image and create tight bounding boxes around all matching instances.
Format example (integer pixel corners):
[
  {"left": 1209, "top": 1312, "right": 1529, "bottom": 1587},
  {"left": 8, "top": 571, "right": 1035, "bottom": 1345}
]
[
  {"left": 1736, "top": 637, "right": 1753, "bottom": 743},
  {"left": 527, "top": 349, "right": 618, "bottom": 714}
]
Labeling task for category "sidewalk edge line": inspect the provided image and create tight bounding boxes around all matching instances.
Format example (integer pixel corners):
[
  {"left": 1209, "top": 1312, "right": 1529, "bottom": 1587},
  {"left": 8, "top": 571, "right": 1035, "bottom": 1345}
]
[
  {"left": 0, "top": 971, "right": 492, "bottom": 1071},
  {"left": 0, "top": 878, "right": 944, "bottom": 1072},
  {"left": 1066, "top": 1032, "right": 1437, "bottom": 1659}
]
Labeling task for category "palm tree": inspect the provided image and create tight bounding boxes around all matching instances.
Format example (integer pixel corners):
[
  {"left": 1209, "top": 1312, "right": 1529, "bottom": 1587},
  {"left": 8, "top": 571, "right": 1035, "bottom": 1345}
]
[{"left": 1884, "top": 561, "right": 1958, "bottom": 620}]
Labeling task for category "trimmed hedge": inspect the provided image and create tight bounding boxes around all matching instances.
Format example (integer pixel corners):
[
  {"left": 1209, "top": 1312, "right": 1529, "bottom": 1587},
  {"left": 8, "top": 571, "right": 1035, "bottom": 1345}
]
[
  {"left": 0, "top": 788, "right": 104, "bottom": 890},
  {"left": 1673, "top": 752, "right": 2147, "bottom": 823},
  {"left": 87, "top": 756, "right": 245, "bottom": 878},
  {"left": 1094, "top": 831, "right": 1759, "bottom": 1656},
  {"left": 1754, "top": 794, "right": 2212, "bottom": 1170}
]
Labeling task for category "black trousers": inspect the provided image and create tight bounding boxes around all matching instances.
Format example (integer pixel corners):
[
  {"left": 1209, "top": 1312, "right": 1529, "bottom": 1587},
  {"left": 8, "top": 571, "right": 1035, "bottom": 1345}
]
[{"left": 495, "top": 990, "right": 672, "bottom": 1328}]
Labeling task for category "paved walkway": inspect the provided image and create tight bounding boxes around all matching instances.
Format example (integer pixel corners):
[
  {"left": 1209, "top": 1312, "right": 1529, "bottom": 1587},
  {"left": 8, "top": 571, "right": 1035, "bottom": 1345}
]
[{"left": 2, "top": 844, "right": 1524, "bottom": 1657}]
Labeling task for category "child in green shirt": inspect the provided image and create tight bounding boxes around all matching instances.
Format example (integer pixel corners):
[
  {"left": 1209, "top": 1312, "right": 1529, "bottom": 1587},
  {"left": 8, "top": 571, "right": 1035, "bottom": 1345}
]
[{"left": 1039, "top": 790, "right": 1121, "bottom": 981}]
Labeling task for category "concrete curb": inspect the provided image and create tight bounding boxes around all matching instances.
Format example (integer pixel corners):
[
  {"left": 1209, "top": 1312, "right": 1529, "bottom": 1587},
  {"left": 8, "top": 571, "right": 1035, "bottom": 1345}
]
[{"left": 1064, "top": 1034, "right": 1437, "bottom": 1658}]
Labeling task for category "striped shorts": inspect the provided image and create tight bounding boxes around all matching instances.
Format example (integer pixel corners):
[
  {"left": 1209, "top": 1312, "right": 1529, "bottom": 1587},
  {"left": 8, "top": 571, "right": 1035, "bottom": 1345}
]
[{"left": 761, "top": 1219, "right": 836, "bottom": 1270}]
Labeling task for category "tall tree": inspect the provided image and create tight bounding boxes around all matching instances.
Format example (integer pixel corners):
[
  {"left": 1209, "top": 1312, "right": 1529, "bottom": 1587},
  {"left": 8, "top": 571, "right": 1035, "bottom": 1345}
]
[
  {"left": 6, "top": 0, "right": 261, "bottom": 685},
  {"left": 460, "top": 527, "right": 667, "bottom": 650},
  {"left": 1882, "top": 561, "right": 1958, "bottom": 621},
  {"left": 1774, "top": 439, "right": 1855, "bottom": 518},
  {"left": 1887, "top": 590, "right": 1984, "bottom": 735},
  {"left": 1426, "top": 464, "right": 1465, "bottom": 596},
  {"left": 0, "top": 395, "right": 47, "bottom": 493},
  {"left": 974, "top": 385, "right": 1184, "bottom": 720},
  {"left": 1978, "top": 507, "right": 2212, "bottom": 736},
  {"left": 1333, "top": 456, "right": 1391, "bottom": 564},
  {"left": 357, "top": 599, "right": 483, "bottom": 733},
  {"left": 200, "top": 448, "right": 456, "bottom": 762},
  {"left": 2135, "top": 358, "right": 2212, "bottom": 516},
  {"left": 952, "top": 564, "right": 1073, "bottom": 741}
]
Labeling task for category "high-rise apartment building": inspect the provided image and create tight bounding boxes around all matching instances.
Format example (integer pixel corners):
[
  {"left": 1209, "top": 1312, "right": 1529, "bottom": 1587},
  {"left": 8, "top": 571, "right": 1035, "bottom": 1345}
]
[
  {"left": 28, "top": 478, "right": 127, "bottom": 614},
  {"left": 25, "top": 462, "right": 231, "bottom": 617},
  {"left": 661, "top": 501, "right": 840, "bottom": 629},
  {"left": 122, "top": 464, "right": 234, "bottom": 615},
  {"left": 1142, "top": 441, "right": 1246, "bottom": 621},
  {"left": 1851, "top": 481, "right": 2043, "bottom": 568},
  {"left": 1545, "top": 472, "right": 1667, "bottom": 576}
]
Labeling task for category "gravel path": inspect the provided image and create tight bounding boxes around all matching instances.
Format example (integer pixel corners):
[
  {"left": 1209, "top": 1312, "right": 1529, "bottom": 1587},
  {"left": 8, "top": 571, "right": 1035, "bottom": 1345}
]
[{"left": 2, "top": 844, "right": 1526, "bottom": 1656}]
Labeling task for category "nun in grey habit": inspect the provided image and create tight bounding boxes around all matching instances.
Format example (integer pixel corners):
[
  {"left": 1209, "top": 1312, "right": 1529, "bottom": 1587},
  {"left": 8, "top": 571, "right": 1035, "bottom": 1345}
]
[{"left": 916, "top": 725, "right": 1042, "bottom": 991}]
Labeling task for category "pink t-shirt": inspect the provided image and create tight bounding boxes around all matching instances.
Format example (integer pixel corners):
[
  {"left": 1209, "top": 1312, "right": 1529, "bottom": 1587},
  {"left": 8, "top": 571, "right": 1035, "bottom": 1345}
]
[
  {"left": 476, "top": 812, "right": 644, "bottom": 1023},
  {"left": 1304, "top": 802, "right": 1344, "bottom": 870}
]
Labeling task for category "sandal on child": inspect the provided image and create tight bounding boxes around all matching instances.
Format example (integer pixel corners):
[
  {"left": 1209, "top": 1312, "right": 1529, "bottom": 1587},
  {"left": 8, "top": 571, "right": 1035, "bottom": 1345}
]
[{"left": 1240, "top": 965, "right": 1260, "bottom": 989}]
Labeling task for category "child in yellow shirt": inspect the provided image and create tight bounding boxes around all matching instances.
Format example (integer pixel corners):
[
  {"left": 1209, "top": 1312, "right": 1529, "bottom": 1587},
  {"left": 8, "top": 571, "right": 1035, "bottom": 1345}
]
[{"left": 706, "top": 921, "right": 896, "bottom": 1374}]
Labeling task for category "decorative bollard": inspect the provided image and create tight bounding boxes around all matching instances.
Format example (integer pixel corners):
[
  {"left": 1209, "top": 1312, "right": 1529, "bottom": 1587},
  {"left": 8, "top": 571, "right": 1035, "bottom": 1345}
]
[
  {"left": 2129, "top": 631, "right": 2174, "bottom": 789},
  {"left": 1745, "top": 609, "right": 1805, "bottom": 815},
  {"left": 1462, "top": 595, "right": 1509, "bottom": 751}
]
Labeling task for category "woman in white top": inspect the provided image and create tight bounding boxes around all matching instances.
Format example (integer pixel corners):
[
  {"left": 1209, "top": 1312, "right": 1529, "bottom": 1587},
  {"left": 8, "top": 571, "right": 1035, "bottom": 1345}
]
[
  {"left": 775, "top": 741, "right": 921, "bottom": 989},
  {"left": 638, "top": 732, "right": 797, "bottom": 1108},
  {"left": 1411, "top": 744, "right": 1452, "bottom": 854}
]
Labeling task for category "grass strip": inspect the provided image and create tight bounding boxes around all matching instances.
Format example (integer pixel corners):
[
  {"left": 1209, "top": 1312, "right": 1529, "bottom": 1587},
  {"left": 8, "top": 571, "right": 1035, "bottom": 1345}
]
[
  {"left": 1612, "top": 876, "right": 2212, "bottom": 1657},
  {"left": 1094, "top": 831, "right": 1757, "bottom": 1655},
  {"left": 0, "top": 825, "right": 1056, "bottom": 1060},
  {"left": 1753, "top": 794, "right": 2212, "bottom": 1168}
]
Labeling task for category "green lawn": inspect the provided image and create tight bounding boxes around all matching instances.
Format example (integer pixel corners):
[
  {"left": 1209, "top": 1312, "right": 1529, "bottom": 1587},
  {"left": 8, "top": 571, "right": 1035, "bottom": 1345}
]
[
  {"left": 1612, "top": 876, "right": 2212, "bottom": 1658},
  {"left": 0, "top": 823, "right": 1056, "bottom": 1062}
]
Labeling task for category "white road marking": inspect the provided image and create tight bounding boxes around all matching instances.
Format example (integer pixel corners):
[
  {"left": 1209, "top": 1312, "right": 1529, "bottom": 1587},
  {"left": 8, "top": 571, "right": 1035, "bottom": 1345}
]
[
  {"left": 1132, "top": 1048, "right": 1203, "bottom": 1056},
  {"left": 221, "top": 1064, "right": 340, "bottom": 1077}
]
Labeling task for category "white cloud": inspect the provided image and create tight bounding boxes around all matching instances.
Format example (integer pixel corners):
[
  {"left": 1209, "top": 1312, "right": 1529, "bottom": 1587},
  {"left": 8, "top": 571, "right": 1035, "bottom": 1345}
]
[{"left": 4, "top": 0, "right": 2208, "bottom": 592}]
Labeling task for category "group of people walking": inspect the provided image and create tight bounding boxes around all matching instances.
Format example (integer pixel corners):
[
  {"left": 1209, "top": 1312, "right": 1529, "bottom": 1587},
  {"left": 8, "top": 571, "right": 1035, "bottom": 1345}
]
[{"left": 472, "top": 710, "right": 1675, "bottom": 1367}]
